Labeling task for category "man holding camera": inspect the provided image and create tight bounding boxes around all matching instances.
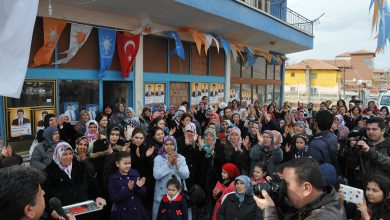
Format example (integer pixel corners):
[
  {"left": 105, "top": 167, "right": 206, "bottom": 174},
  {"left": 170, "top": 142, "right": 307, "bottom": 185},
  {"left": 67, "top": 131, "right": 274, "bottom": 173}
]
[
  {"left": 253, "top": 158, "right": 346, "bottom": 219},
  {"left": 354, "top": 117, "right": 390, "bottom": 180}
]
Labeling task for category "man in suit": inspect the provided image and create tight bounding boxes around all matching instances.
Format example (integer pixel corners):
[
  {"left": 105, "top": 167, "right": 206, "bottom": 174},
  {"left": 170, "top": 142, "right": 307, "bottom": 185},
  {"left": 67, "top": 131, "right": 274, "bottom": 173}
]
[
  {"left": 210, "top": 84, "right": 219, "bottom": 97},
  {"left": 88, "top": 106, "right": 96, "bottom": 120},
  {"left": 145, "top": 85, "right": 154, "bottom": 97},
  {"left": 155, "top": 85, "right": 164, "bottom": 96},
  {"left": 202, "top": 83, "right": 208, "bottom": 93},
  {"left": 64, "top": 104, "right": 76, "bottom": 122},
  {"left": 37, "top": 111, "right": 48, "bottom": 127},
  {"left": 192, "top": 83, "right": 201, "bottom": 98},
  {"left": 12, "top": 109, "right": 30, "bottom": 126}
]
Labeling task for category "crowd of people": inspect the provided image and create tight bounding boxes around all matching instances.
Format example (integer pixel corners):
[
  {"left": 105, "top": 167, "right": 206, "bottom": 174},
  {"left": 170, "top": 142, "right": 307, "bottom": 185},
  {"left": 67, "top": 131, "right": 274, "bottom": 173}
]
[{"left": 0, "top": 97, "right": 389, "bottom": 220}]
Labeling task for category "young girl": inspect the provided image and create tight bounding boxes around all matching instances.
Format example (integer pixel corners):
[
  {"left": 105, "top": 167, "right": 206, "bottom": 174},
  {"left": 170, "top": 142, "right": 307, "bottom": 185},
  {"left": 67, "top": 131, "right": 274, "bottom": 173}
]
[
  {"left": 340, "top": 175, "right": 390, "bottom": 220},
  {"left": 107, "top": 151, "right": 148, "bottom": 220},
  {"left": 211, "top": 163, "right": 240, "bottom": 220},
  {"left": 283, "top": 134, "right": 308, "bottom": 162},
  {"left": 157, "top": 175, "right": 188, "bottom": 220},
  {"left": 251, "top": 162, "right": 267, "bottom": 185}
]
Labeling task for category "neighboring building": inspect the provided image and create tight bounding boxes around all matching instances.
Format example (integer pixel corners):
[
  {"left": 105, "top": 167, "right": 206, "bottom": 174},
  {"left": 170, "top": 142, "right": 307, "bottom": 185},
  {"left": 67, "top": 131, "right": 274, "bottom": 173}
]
[
  {"left": 0, "top": 0, "right": 313, "bottom": 152},
  {"left": 285, "top": 60, "right": 341, "bottom": 104}
]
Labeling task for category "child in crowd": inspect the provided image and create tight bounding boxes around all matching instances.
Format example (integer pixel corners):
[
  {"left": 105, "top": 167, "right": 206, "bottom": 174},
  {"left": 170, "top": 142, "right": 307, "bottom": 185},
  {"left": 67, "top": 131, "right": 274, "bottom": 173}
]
[
  {"left": 283, "top": 134, "right": 309, "bottom": 162},
  {"left": 157, "top": 175, "right": 188, "bottom": 220},
  {"left": 251, "top": 162, "right": 268, "bottom": 186},
  {"left": 211, "top": 163, "right": 240, "bottom": 220},
  {"left": 108, "top": 151, "right": 148, "bottom": 220}
]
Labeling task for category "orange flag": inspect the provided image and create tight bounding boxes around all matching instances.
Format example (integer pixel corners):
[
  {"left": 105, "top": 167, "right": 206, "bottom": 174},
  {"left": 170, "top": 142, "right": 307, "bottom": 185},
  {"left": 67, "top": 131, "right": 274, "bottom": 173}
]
[{"left": 31, "top": 17, "right": 67, "bottom": 67}]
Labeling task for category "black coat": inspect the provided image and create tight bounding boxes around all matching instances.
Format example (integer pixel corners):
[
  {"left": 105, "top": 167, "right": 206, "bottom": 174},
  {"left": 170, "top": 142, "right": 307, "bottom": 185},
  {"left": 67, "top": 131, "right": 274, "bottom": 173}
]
[
  {"left": 217, "top": 193, "right": 262, "bottom": 220},
  {"left": 43, "top": 160, "right": 101, "bottom": 213}
]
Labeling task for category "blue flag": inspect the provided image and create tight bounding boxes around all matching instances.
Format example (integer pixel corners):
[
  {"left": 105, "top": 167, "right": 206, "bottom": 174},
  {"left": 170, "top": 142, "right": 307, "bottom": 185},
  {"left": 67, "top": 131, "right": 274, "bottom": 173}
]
[
  {"left": 98, "top": 28, "right": 116, "bottom": 77},
  {"left": 244, "top": 47, "right": 256, "bottom": 67},
  {"left": 218, "top": 35, "right": 236, "bottom": 58},
  {"left": 164, "top": 31, "right": 185, "bottom": 60}
]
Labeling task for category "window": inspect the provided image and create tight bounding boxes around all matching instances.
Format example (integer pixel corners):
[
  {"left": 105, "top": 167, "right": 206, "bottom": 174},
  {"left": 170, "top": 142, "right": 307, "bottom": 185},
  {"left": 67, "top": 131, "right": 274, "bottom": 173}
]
[
  {"left": 210, "top": 46, "right": 225, "bottom": 76},
  {"left": 253, "top": 56, "right": 266, "bottom": 79},
  {"left": 257, "top": 85, "right": 265, "bottom": 105},
  {"left": 266, "top": 85, "right": 273, "bottom": 104},
  {"left": 6, "top": 80, "right": 55, "bottom": 108},
  {"left": 241, "top": 57, "right": 252, "bottom": 78},
  {"left": 274, "top": 85, "right": 281, "bottom": 107},
  {"left": 144, "top": 36, "right": 168, "bottom": 73},
  {"left": 275, "top": 65, "right": 281, "bottom": 80},
  {"left": 241, "top": 84, "right": 252, "bottom": 104},
  {"left": 290, "top": 87, "right": 296, "bottom": 92},
  {"left": 59, "top": 80, "right": 99, "bottom": 117},
  {"left": 191, "top": 44, "right": 208, "bottom": 75},
  {"left": 231, "top": 55, "right": 241, "bottom": 77},
  {"left": 291, "top": 72, "right": 295, "bottom": 77},
  {"left": 170, "top": 41, "right": 190, "bottom": 74},
  {"left": 310, "top": 72, "right": 317, "bottom": 79},
  {"left": 310, "top": 87, "right": 318, "bottom": 94},
  {"left": 266, "top": 62, "right": 275, "bottom": 79}
]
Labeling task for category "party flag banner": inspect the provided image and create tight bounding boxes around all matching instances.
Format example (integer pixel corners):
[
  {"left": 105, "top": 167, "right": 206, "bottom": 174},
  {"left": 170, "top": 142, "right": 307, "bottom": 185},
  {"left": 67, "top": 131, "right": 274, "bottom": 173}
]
[
  {"left": 53, "top": 23, "right": 92, "bottom": 64},
  {"left": 0, "top": 0, "right": 38, "bottom": 98},
  {"left": 164, "top": 31, "right": 185, "bottom": 60},
  {"left": 98, "top": 28, "right": 116, "bottom": 77},
  {"left": 218, "top": 35, "right": 238, "bottom": 62},
  {"left": 244, "top": 47, "right": 256, "bottom": 67},
  {"left": 204, "top": 33, "right": 220, "bottom": 54},
  {"left": 116, "top": 32, "right": 140, "bottom": 78},
  {"left": 31, "top": 17, "right": 67, "bottom": 67}
]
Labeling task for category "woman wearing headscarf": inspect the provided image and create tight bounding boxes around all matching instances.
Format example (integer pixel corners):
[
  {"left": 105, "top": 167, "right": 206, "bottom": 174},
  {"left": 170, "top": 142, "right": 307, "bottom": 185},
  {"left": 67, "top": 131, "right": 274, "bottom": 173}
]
[
  {"left": 74, "top": 136, "right": 96, "bottom": 177},
  {"left": 152, "top": 136, "right": 189, "bottom": 220},
  {"left": 217, "top": 175, "right": 262, "bottom": 220},
  {"left": 31, "top": 126, "right": 61, "bottom": 170},
  {"left": 249, "top": 130, "right": 283, "bottom": 178},
  {"left": 225, "top": 127, "right": 251, "bottom": 175},
  {"left": 74, "top": 110, "right": 90, "bottom": 137},
  {"left": 85, "top": 120, "right": 101, "bottom": 153},
  {"left": 332, "top": 114, "right": 350, "bottom": 144},
  {"left": 110, "top": 102, "right": 127, "bottom": 128},
  {"left": 43, "top": 142, "right": 106, "bottom": 220}
]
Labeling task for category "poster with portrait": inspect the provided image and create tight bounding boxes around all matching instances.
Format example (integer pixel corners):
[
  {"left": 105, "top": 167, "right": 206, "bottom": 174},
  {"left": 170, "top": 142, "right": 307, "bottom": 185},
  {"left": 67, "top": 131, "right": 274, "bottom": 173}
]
[
  {"left": 154, "top": 84, "right": 165, "bottom": 104},
  {"left": 63, "top": 102, "right": 79, "bottom": 123},
  {"left": 86, "top": 104, "right": 99, "bottom": 120},
  {"left": 201, "top": 83, "right": 209, "bottom": 97},
  {"left": 35, "top": 109, "right": 56, "bottom": 131},
  {"left": 230, "top": 88, "right": 240, "bottom": 101},
  {"left": 191, "top": 82, "right": 203, "bottom": 105},
  {"left": 145, "top": 83, "right": 155, "bottom": 105},
  {"left": 9, "top": 107, "right": 32, "bottom": 138},
  {"left": 210, "top": 83, "right": 219, "bottom": 105},
  {"left": 217, "top": 83, "right": 225, "bottom": 99}
]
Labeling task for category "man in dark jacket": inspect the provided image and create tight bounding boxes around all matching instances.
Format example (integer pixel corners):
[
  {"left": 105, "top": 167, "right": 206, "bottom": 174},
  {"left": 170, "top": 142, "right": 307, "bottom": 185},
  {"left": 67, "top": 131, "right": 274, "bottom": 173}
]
[
  {"left": 355, "top": 117, "right": 390, "bottom": 180},
  {"left": 254, "top": 158, "right": 346, "bottom": 220},
  {"left": 306, "top": 110, "right": 338, "bottom": 166}
]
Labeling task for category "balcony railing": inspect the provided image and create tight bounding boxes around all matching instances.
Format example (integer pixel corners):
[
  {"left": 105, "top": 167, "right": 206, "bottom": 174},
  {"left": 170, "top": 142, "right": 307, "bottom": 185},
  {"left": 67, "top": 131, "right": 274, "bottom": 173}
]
[{"left": 236, "top": 0, "right": 314, "bottom": 35}]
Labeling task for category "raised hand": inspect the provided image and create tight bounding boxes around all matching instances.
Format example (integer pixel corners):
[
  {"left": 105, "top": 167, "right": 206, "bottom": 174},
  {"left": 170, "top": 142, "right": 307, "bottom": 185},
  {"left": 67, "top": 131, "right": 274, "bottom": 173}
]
[
  {"left": 198, "top": 136, "right": 204, "bottom": 150},
  {"left": 285, "top": 144, "right": 291, "bottom": 152},
  {"left": 146, "top": 146, "right": 155, "bottom": 157},
  {"left": 243, "top": 136, "right": 251, "bottom": 150},
  {"left": 136, "top": 177, "right": 146, "bottom": 187},
  {"left": 169, "top": 127, "right": 177, "bottom": 136}
]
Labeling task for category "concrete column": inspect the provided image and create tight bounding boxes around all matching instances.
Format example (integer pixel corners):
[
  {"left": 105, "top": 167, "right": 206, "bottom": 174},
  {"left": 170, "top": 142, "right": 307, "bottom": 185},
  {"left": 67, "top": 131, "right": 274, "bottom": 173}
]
[
  {"left": 224, "top": 52, "right": 231, "bottom": 103},
  {"left": 134, "top": 35, "right": 144, "bottom": 114}
]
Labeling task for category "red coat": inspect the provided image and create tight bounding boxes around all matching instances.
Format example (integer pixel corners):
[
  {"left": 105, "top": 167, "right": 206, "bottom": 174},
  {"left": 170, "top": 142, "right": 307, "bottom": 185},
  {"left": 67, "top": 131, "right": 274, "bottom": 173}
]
[{"left": 212, "top": 180, "right": 235, "bottom": 220}]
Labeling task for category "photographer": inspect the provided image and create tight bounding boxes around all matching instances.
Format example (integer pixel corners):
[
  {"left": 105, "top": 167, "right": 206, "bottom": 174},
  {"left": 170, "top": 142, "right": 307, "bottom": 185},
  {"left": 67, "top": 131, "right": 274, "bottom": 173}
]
[
  {"left": 253, "top": 158, "right": 346, "bottom": 219},
  {"left": 352, "top": 117, "right": 390, "bottom": 180}
]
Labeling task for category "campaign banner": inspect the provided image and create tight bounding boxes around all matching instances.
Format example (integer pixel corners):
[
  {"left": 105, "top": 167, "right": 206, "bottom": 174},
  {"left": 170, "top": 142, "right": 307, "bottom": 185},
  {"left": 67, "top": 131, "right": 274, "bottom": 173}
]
[
  {"left": 191, "top": 82, "right": 203, "bottom": 105},
  {"left": 63, "top": 102, "right": 79, "bottom": 122},
  {"left": 35, "top": 108, "right": 55, "bottom": 131},
  {"left": 9, "top": 107, "right": 32, "bottom": 137},
  {"left": 86, "top": 104, "right": 98, "bottom": 120}
]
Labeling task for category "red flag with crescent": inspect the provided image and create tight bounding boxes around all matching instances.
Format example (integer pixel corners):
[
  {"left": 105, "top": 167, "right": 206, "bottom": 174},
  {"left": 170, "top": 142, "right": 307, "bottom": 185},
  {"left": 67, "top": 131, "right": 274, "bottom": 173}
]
[{"left": 116, "top": 32, "right": 140, "bottom": 78}]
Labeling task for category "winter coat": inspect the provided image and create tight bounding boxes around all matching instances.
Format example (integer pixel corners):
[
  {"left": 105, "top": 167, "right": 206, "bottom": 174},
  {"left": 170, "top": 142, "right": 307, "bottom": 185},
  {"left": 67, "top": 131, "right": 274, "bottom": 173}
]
[
  {"left": 108, "top": 169, "right": 147, "bottom": 220},
  {"left": 212, "top": 180, "right": 235, "bottom": 220},
  {"left": 217, "top": 193, "right": 262, "bottom": 220},
  {"left": 152, "top": 154, "right": 190, "bottom": 220},
  {"left": 249, "top": 143, "right": 283, "bottom": 178},
  {"left": 359, "top": 137, "right": 390, "bottom": 180},
  {"left": 157, "top": 194, "right": 188, "bottom": 220},
  {"left": 307, "top": 130, "right": 338, "bottom": 166},
  {"left": 42, "top": 159, "right": 101, "bottom": 214},
  {"left": 30, "top": 140, "right": 53, "bottom": 170},
  {"left": 263, "top": 186, "right": 346, "bottom": 220}
]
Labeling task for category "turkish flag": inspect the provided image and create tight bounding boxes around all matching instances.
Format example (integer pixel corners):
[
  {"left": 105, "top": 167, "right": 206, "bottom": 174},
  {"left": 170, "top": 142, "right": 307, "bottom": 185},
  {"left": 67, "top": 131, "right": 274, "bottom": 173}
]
[{"left": 116, "top": 32, "right": 140, "bottom": 78}]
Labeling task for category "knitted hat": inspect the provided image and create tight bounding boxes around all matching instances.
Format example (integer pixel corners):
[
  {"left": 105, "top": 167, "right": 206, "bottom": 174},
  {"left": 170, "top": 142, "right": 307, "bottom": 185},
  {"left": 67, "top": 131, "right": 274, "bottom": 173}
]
[
  {"left": 222, "top": 163, "right": 240, "bottom": 179},
  {"left": 319, "top": 163, "right": 337, "bottom": 187}
]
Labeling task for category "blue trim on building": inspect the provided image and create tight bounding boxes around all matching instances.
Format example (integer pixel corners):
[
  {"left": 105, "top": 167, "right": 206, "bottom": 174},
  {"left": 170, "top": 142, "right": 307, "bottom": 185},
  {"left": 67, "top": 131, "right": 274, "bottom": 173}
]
[
  {"left": 175, "top": 0, "right": 313, "bottom": 49},
  {"left": 143, "top": 72, "right": 225, "bottom": 83}
]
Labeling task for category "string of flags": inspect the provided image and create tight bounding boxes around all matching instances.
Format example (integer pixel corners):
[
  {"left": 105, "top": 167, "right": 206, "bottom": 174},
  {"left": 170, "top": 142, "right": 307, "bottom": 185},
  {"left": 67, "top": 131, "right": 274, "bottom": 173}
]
[
  {"left": 31, "top": 17, "right": 286, "bottom": 78},
  {"left": 369, "top": 0, "right": 390, "bottom": 53}
]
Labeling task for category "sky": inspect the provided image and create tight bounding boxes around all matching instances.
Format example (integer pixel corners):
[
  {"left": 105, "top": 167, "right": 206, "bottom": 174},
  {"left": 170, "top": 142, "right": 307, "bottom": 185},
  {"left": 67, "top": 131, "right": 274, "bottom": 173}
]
[{"left": 287, "top": 0, "right": 390, "bottom": 70}]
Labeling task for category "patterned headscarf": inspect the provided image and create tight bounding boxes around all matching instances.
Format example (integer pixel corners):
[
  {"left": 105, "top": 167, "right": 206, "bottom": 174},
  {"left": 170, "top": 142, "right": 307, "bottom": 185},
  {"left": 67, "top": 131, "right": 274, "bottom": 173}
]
[
  {"left": 158, "top": 135, "right": 178, "bottom": 159},
  {"left": 185, "top": 123, "right": 198, "bottom": 145},
  {"left": 334, "top": 115, "right": 345, "bottom": 128},
  {"left": 203, "top": 128, "right": 216, "bottom": 158},
  {"left": 209, "top": 113, "right": 221, "bottom": 125},
  {"left": 53, "top": 142, "right": 74, "bottom": 179},
  {"left": 85, "top": 120, "right": 99, "bottom": 142},
  {"left": 228, "top": 127, "right": 242, "bottom": 152},
  {"left": 235, "top": 175, "right": 253, "bottom": 203},
  {"left": 262, "top": 130, "right": 274, "bottom": 147}
]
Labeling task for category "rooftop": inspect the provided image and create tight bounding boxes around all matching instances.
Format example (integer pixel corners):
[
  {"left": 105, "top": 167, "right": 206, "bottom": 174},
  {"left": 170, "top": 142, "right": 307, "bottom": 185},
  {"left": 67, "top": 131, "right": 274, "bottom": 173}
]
[
  {"left": 336, "top": 50, "right": 375, "bottom": 57},
  {"left": 286, "top": 59, "right": 340, "bottom": 70}
]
